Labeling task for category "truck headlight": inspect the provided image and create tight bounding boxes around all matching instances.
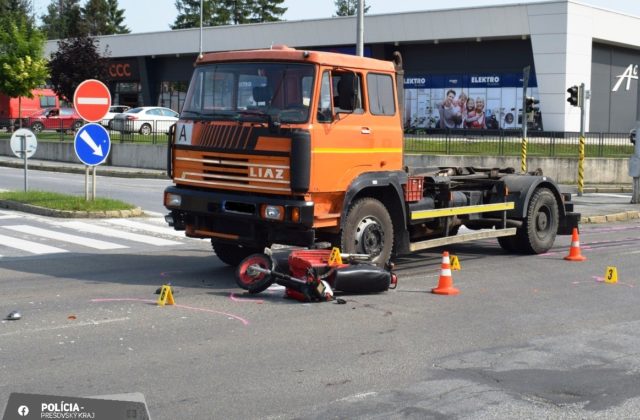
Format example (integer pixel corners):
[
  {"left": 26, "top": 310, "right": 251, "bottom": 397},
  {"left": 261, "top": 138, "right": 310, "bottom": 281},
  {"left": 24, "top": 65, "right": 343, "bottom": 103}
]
[
  {"left": 165, "top": 193, "right": 182, "bottom": 207},
  {"left": 261, "top": 205, "right": 284, "bottom": 221}
]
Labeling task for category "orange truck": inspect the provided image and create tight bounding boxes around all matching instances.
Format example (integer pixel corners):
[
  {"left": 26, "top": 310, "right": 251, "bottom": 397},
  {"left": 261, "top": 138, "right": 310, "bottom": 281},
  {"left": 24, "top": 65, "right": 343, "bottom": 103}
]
[
  {"left": 164, "top": 46, "right": 579, "bottom": 266},
  {"left": 0, "top": 88, "right": 59, "bottom": 130}
]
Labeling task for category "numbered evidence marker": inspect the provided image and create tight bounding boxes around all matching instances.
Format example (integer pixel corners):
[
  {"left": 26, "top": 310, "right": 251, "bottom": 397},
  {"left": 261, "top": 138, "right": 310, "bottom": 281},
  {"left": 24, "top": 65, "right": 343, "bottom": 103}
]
[
  {"left": 157, "top": 285, "right": 175, "bottom": 306},
  {"left": 328, "top": 247, "right": 343, "bottom": 266},
  {"left": 604, "top": 266, "right": 618, "bottom": 284},
  {"left": 450, "top": 255, "right": 461, "bottom": 271}
]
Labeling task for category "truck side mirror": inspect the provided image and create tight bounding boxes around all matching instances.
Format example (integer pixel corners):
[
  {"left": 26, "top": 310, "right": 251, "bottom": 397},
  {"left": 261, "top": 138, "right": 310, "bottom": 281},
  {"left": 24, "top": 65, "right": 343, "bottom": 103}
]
[{"left": 630, "top": 128, "right": 636, "bottom": 145}]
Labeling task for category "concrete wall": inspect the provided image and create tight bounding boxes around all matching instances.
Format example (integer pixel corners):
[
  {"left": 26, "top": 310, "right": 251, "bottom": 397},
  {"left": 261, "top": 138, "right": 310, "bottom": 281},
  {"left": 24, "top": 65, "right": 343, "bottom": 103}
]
[
  {"left": 0, "top": 139, "right": 632, "bottom": 185},
  {"left": 404, "top": 154, "right": 630, "bottom": 185}
]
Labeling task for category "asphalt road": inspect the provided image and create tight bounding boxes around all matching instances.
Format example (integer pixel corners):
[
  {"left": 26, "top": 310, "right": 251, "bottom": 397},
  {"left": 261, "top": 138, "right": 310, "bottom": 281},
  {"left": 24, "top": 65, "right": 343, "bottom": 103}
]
[{"left": 2, "top": 212, "right": 640, "bottom": 419}]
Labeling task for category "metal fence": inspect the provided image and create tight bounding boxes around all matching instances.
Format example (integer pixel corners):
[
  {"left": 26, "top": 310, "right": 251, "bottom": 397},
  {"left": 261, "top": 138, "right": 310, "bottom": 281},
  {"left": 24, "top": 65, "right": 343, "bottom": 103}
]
[
  {"left": 404, "top": 129, "right": 634, "bottom": 157},
  {"left": 0, "top": 118, "right": 634, "bottom": 158},
  {"left": 0, "top": 118, "right": 172, "bottom": 145}
]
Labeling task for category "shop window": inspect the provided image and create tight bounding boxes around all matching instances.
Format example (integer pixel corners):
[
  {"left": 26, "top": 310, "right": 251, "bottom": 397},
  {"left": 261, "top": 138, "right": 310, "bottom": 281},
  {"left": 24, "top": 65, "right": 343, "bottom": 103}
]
[
  {"left": 158, "top": 81, "right": 188, "bottom": 112},
  {"left": 114, "top": 82, "right": 142, "bottom": 108}
]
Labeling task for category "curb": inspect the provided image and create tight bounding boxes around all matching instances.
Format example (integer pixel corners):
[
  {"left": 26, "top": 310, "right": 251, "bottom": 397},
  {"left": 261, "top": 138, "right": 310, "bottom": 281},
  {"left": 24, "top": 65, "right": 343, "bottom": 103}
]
[
  {"left": 581, "top": 210, "right": 640, "bottom": 224},
  {"left": 0, "top": 160, "right": 168, "bottom": 179},
  {"left": 0, "top": 200, "right": 145, "bottom": 218}
]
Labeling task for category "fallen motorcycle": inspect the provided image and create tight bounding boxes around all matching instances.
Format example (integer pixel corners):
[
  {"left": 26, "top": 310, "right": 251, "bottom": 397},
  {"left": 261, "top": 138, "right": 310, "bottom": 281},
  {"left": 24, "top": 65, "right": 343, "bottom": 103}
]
[{"left": 236, "top": 249, "right": 397, "bottom": 302}]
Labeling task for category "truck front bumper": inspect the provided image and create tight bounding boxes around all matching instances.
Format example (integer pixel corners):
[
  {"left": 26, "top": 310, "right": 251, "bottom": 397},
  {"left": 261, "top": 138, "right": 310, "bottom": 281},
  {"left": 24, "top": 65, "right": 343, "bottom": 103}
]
[{"left": 164, "top": 186, "right": 316, "bottom": 248}]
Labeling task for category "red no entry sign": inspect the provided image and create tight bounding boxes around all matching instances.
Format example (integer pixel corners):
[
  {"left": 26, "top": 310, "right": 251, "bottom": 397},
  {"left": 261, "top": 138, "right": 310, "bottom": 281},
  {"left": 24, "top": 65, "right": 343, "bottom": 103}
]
[{"left": 73, "top": 79, "right": 112, "bottom": 122}]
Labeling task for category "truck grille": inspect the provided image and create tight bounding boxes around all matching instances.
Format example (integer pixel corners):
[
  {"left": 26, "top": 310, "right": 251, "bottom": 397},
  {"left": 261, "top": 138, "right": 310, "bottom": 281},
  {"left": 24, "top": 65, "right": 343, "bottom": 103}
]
[{"left": 174, "top": 151, "right": 291, "bottom": 194}]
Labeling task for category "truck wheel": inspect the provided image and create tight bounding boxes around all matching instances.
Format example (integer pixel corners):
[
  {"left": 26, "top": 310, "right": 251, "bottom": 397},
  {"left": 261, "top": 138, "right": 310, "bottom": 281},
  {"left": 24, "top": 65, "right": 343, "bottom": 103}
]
[
  {"left": 341, "top": 197, "right": 394, "bottom": 267},
  {"left": 497, "top": 235, "right": 518, "bottom": 252},
  {"left": 515, "top": 187, "right": 559, "bottom": 254},
  {"left": 212, "top": 241, "right": 263, "bottom": 267}
]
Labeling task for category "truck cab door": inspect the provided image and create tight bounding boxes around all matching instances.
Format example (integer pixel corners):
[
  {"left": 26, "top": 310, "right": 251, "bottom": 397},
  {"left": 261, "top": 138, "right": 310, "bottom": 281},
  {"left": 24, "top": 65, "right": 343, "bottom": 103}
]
[{"left": 311, "top": 70, "right": 375, "bottom": 193}]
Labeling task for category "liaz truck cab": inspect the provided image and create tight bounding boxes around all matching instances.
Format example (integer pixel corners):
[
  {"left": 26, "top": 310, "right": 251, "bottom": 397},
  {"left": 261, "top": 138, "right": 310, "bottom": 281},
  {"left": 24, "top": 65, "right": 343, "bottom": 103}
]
[{"left": 164, "top": 45, "right": 579, "bottom": 267}]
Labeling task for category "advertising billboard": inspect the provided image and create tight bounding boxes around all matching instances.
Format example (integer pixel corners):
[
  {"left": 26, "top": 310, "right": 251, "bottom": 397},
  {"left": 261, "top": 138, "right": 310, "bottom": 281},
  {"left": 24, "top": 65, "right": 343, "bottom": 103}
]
[{"left": 403, "top": 72, "right": 540, "bottom": 131}]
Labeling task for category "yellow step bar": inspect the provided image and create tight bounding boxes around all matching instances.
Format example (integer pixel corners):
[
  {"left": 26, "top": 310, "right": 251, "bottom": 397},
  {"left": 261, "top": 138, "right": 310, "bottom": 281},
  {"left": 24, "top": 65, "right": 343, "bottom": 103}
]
[{"left": 411, "top": 202, "right": 515, "bottom": 221}]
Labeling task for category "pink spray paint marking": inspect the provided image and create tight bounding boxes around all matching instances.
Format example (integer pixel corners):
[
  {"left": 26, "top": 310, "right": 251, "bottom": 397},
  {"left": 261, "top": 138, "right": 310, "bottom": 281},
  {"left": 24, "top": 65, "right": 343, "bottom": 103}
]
[
  {"left": 570, "top": 276, "right": 634, "bottom": 288},
  {"left": 229, "top": 293, "right": 264, "bottom": 304},
  {"left": 90, "top": 298, "right": 249, "bottom": 325}
]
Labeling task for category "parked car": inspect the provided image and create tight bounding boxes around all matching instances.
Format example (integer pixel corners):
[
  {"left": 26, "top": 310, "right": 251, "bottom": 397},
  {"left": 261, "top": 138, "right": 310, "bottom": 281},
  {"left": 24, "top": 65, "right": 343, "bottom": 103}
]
[
  {"left": 16, "top": 107, "right": 84, "bottom": 133},
  {"left": 110, "top": 106, "right": 179, "bottom": 135},
  {"left": 101, "top": 105, "right": 130, "bottom": 129}
]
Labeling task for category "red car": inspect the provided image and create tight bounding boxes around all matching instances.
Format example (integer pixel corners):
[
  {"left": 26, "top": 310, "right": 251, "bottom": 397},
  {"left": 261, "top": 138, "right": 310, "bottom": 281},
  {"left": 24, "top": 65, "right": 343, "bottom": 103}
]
[{"left": 18, "top": 107, "right": 84, "bottom": 133}]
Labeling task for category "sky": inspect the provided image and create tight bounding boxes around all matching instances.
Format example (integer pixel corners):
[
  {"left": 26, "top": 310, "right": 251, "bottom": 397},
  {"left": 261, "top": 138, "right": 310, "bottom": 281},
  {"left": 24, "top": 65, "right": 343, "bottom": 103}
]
[{"left": 31, "top": 0, "right": 640, "bottom": 34}]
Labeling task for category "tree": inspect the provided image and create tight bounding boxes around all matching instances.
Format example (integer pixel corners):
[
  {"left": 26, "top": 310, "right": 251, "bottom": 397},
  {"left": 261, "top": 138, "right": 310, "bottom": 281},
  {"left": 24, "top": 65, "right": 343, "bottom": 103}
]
[
  {"left": 105, "top": 0, "right": 129, "bottom": 34},
  {"left": 252, "top": 0, "right": 286, "bottom": 23},
  {"left": 173, "top": 0, "right": 226, "bottom": 29},
  {"left": 0, "top": 0, "right": 36, "bottom": 28},
  {"left": 334, "top": 0, "right": 370, "bottom": 16},
  {"left": 0, "top": 13, "right": 48, "bottom": 127},
  {"left": 48, "top": 35, "right": 109, "bottom": 102},
  {"left": 81, "top": 0, "right": 129, "bottom": 36},
  {"left": 40, "top": 0, "right": 85, "bottom": 39},
  {"left": 172, "top": 0, "right": 286, "bottom": 29}
]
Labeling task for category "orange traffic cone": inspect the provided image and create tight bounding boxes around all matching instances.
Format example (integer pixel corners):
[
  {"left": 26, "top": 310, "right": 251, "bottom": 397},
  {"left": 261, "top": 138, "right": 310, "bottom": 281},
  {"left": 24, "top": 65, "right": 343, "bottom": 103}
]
[
  {"left": 564, "top": 227, "right": 586, "bottom": 262},
  {"left": 432, "top": 251, "right": 460, "bottom": 295}
]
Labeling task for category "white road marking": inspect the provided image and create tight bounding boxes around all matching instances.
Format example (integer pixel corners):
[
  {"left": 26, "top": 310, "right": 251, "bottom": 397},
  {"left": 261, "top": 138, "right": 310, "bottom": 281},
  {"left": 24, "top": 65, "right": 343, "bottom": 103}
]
[
  {"left": 60, "top": 221, "right": 181, "bottom": 246},
  {"left": 0, "top": 317, "right": 130, "bottom": 337},
  {"left": 3, "top": 225, "right": 126, "bottom": 250},
  {"left": 0, "top": 215, "right": 21, "bottom": 220},
  {"left": 0, "top": 233, "right": 67, "bottom": 254},
  {"left": 104, "top": 218, "right": 187, "bottom": 238}
]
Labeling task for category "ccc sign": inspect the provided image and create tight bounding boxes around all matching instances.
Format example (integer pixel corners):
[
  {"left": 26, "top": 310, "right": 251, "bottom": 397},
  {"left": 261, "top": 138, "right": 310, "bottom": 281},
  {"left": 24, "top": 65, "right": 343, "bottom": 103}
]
[{"left": 108, "top": 62, "right": 136, "bottom": 79}]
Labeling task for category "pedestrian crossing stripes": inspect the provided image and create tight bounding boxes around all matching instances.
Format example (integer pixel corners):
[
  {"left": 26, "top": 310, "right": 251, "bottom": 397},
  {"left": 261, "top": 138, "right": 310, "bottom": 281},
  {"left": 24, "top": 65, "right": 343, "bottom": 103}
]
[
  {"left": 0, "top": 214, "right": 195, "bottom": 257},
  {"left": 3, "top": 225, "right": 127, "bottom": 250},
  {"left": 0, "top": 233, "right": 67, "bottom": 255},
  {"left": 101, "top": 218, "right": 187, "bottom": 238},
  {"left": 59, "top": 221, "right": 182, "bottom": 246}
]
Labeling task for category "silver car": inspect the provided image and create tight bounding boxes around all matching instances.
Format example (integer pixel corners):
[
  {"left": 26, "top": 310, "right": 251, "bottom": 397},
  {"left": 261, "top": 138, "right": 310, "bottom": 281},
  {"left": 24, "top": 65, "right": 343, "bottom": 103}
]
[{"left": 111, "top": 106, "right": 179, "bottom": 135}]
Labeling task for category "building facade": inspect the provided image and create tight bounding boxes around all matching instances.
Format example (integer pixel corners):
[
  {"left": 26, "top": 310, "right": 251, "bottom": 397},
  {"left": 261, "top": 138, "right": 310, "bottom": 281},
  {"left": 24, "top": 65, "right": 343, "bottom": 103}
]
[{"left": 44, "top": 0, "right": 640, "bottom": 132}]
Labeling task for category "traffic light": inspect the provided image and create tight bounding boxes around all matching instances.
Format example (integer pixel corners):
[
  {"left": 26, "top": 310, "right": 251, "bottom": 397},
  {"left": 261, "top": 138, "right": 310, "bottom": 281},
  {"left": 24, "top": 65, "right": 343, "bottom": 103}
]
[
  {"left": 525, "top": 96, "right": 539, "bottom": 114},
  {"left": 567, "top": 85, "right": 579, "bottom": 107}
]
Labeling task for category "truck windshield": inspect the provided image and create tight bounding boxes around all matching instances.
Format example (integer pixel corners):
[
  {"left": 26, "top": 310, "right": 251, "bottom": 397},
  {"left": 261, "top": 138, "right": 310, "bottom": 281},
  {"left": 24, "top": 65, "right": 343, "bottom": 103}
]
[{"left": 182, "top": 62, "right": 314, "bottom": 124}]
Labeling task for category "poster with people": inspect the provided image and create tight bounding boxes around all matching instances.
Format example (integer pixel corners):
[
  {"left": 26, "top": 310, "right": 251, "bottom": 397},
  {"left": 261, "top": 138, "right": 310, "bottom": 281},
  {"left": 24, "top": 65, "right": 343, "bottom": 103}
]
[{"left": 403, "top": 72, "right": 541, "bottom": 131}]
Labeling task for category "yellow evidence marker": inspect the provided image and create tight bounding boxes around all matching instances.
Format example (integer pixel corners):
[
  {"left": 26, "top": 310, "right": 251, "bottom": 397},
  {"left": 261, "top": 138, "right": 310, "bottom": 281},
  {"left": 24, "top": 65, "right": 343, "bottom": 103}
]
[
  {"left": 450, "top": 255, "right": 461, "bottom": 271},
  {"left": 328, "top": 247, "right": 343, "bottom": 265},
  {"left": 604, "top": 266, "right": 618, "bottom": 284},
  {"left": 157, "top": 285, "right": 175, "bottom": 306}
]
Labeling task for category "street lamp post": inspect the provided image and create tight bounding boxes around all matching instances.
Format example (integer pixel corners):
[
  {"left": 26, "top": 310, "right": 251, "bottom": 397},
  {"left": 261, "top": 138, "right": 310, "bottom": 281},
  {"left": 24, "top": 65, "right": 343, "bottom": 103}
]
[
  {"left": 356, "top": 0, "right": 364, "bottom": 56},
  {"left": 199, "top": 0, "right": 203, "bottom": 59}
]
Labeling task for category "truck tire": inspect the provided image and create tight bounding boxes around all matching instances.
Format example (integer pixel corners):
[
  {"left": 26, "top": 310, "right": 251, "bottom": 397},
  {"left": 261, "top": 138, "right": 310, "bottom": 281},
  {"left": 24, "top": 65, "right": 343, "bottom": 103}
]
[
  {"left": 340, "top": 197, "right": 394, "bottom": 267},
  {"left": 514, "top": 187, "right": 559, "bottom": 254},
  {"left": 497, "top": 235, "right": 518, "bottom": 252},
  {"left": 212, "top": 241, "right": 263, "bottom": 267}
]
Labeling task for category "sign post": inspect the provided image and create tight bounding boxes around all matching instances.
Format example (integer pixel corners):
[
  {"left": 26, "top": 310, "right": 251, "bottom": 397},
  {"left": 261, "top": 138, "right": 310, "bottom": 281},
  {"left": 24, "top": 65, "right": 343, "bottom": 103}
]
[
  {"left": 521, "top": 66, "right": 530, "bottom": 173},
  {"left": 631, "top": 78, "right": 640, "bottom": 204},
  {"left": 73, "top": 80, "right": 111, "bottom": 200},
  {"left": 10, "top": 128, "right": 37, "bottom": 191},
  {"left": 74, "top": 124, "right": 111, "bottom": 200}
]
